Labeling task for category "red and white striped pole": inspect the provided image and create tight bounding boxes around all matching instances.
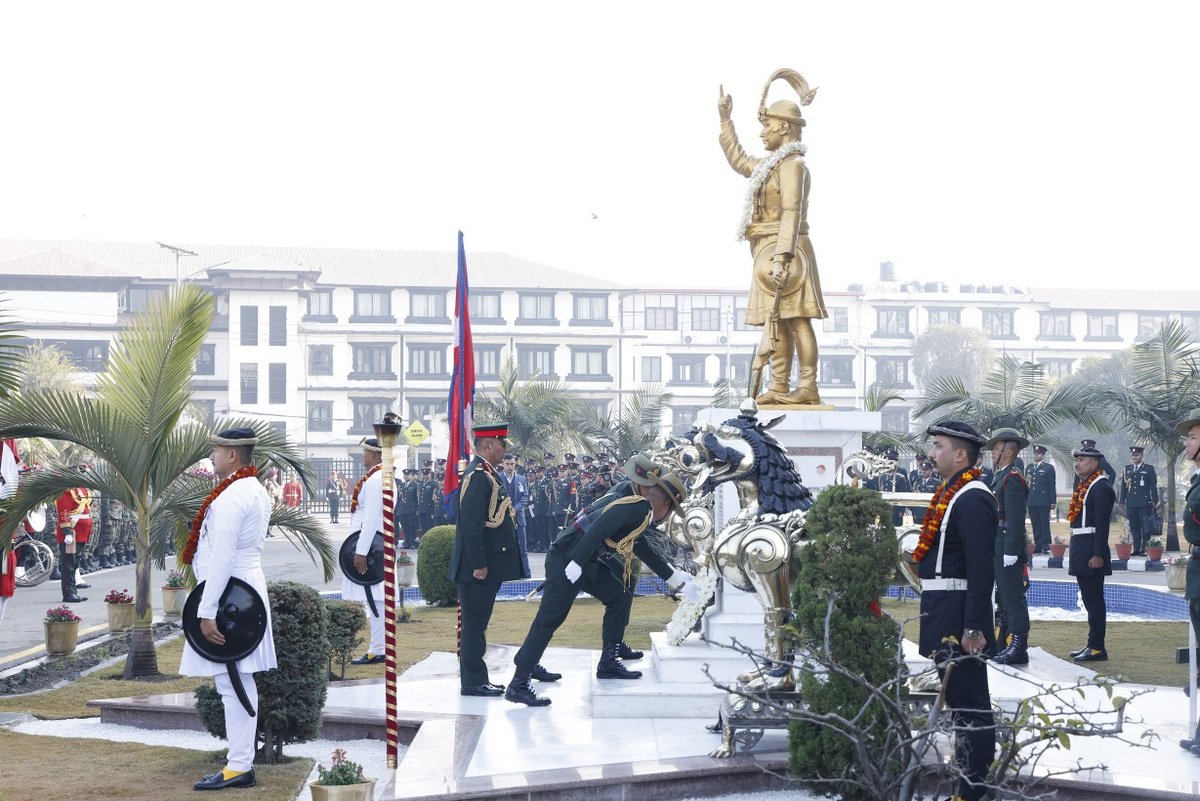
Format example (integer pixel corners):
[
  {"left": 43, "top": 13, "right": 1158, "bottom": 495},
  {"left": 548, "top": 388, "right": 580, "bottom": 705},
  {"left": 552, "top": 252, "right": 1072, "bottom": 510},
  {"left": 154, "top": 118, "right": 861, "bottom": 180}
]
[{"left": 374, "top": 415, "right": 403, "bottom": 769}]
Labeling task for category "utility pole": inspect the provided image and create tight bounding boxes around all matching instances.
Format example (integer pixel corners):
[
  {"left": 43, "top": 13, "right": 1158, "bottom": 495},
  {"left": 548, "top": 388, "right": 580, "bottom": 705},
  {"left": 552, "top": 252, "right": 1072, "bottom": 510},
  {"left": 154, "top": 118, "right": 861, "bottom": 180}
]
[{"left": 157, "top": 241, "right": 198, "bottom": 285}]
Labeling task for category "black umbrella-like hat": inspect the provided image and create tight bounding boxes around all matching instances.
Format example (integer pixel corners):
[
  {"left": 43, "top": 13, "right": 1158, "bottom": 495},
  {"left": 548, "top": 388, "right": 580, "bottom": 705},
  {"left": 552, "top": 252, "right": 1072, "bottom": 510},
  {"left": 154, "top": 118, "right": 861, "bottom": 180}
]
[
  {"left": 183, "top": 577, "right": 268, "bottom": 717},
  {"left": 339, "top": 531, "right": 385, "bottom": 618}
]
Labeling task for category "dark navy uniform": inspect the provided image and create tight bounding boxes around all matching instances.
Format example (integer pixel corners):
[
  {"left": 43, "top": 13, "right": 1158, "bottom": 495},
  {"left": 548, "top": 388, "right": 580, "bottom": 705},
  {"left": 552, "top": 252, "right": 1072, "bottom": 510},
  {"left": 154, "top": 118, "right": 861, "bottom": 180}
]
[
  {"left": 530, "top": 473, "right": 553, "bottom": 551},
  {"left": 1119, "top": 456, "right": 1159, "bottom": 555},
  {"left": 911, "top": 471, "right": 940, "bottom": 522},
  {"left": 865, "top": 466, "right": 910, "bottom": 526},
  {"left": 449, "top": 455, "right": 523, "bottom": 689},
  {"left": 1068, "top": 473, "right": 1114, "bottom": 656},
  {"left": 917, "top": 469, "right": 997, "bottom": 801},
  {"left": 432, "top": 471, "right": 448, "bottom": 526},
  {"left": 553, "top": 474, "right": 574, "bottom": 530},
  {"left": 513, "top": 482, "right": 674, "bottom": 673},
  {"left": 991, "top": 463, "right": 1029, "bottom": 656},
  {"left": 1025, "top": 455, "right": 1057, "bottom": 553},
  {"left": 417, "top": 474, "right": 437, "bottom": 532},
  {"left": 398, "top": 472, "right": 419, "bottom": 547}
]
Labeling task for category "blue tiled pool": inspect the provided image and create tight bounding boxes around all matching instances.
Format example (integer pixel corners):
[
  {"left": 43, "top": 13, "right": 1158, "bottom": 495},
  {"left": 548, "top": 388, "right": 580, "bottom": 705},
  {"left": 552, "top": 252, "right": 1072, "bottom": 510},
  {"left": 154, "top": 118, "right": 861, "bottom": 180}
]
[{"left": 886, "top": 580, "right": 1188, "bottom": 621}]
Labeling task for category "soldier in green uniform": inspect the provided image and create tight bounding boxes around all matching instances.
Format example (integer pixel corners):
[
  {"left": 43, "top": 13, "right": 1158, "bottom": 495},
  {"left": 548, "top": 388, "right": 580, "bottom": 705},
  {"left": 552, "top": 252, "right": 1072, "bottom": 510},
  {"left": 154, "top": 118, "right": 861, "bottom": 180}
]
[
  {"left": 1026, "top": 444, "right": 1057, "bottom": 554},
  {"left": 417, "top": 466, "right": 437, "bottom": 533},
  {"left": 504, "top": 454, "right": 697, "bottom": 706},
  {"left": 450, "top": 422, "right": 525, "bottom": 697},
  {"left": 986, "top": 428, "right": 1031, "bottom": 666},
  {"left": 1175, "top": 411, "right": 1200, "bottom": 753},
  {"left": 1119, "top": 446, "right": 1159, "bottom": 557},
  {"left": 553, "top": 464, "right": 573, "bottom": 531}
]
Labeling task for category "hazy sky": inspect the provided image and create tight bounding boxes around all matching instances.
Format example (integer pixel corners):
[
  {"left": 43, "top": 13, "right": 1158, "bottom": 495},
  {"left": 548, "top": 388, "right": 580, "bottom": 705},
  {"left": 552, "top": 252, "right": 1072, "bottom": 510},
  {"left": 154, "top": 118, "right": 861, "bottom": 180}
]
[{"left": 2, "top": 1, "right": 1197, "bottom": 292}]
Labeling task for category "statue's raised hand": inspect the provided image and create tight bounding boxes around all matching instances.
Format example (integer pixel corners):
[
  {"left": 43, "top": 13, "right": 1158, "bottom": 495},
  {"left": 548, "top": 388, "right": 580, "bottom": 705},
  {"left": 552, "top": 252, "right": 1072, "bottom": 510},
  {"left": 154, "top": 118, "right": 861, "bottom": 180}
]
[{"left": 718, "top": 84, "right": 732, "bottom": 121}]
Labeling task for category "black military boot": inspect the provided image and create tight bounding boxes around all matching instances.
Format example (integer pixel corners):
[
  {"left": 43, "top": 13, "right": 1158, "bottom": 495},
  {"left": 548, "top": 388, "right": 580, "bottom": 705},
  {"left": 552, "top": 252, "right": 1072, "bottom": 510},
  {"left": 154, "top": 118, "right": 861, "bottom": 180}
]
[
  {"left": 596, "top": 642, "right": 642, "bottom": 679},
  {"left": 616, "top": 641, "right": 643, "bottom": 660},
  {"left": 530, "top": 664, "right": 562, "bottom": 682},
  {"left": 991, "top": 633, "right": 1028, "bottom": 666},
  {"left": 504, "top": 670, "right": 551, "bottom": 706}
]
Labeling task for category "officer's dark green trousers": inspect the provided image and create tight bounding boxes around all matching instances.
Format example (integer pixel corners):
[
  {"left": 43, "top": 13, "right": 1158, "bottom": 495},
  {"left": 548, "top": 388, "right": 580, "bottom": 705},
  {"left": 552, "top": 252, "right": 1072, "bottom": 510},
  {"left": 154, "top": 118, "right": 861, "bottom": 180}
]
[
  {"left": 514, "top": 545, "right": 633, "bottom": 671},
  {"left": 993, "top": 555, "right": 1029, "bottom": 636}
]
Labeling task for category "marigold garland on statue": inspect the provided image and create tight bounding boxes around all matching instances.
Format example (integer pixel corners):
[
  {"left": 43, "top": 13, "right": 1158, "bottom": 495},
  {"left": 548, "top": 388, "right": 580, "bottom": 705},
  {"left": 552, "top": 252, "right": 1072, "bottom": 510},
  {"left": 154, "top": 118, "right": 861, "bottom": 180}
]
[
  {"left": 1068, "top": 469, "right": 1103, "bottom": 522},
  {"left": 349, "top": 464, "right": 381, "bottom": 513},
  {"left": 181, "top": 466, "right": 259, "bottom": 565},
  {"left": 911, "top": 467, "right": 981, "bottom": 563}
]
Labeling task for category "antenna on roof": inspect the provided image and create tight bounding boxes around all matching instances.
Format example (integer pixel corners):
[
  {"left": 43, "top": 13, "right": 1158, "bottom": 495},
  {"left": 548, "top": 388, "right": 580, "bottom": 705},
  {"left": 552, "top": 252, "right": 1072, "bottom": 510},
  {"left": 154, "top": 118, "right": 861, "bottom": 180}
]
[{"left": 158, "top": 241, "right": 198, "bottom": 285}]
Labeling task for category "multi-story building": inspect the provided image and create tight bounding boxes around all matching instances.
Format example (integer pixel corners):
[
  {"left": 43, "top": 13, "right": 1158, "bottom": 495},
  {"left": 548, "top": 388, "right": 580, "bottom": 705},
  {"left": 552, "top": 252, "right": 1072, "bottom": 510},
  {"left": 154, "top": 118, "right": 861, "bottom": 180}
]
[{"left": 3, "top": 242, "right": 1199, "bottom": 467}]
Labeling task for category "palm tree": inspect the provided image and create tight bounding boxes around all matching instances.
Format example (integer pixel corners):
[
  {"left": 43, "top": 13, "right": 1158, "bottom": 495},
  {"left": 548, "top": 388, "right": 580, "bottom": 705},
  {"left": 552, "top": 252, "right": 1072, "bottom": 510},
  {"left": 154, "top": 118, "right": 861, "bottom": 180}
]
[
  {"left": 0, "top": 285, "right": 333, "bottom": 677},
  {"left": 574, "top": 385, "right": 669, "bottom": 461},
  {"left": 1091, "top": 320, "right": 1200, "bottom": 549},
  {"left": 0, "top": 298, "right": 26, "bottom": 399},
  {"left": 475, "top": 358, "right": 588, "bottom": 457},
  {"left": 862, "top": 381, "right": 925, "bottom": 457},
  {"left": 914, "top": 355, "right": 1109, "bottom": 465}
]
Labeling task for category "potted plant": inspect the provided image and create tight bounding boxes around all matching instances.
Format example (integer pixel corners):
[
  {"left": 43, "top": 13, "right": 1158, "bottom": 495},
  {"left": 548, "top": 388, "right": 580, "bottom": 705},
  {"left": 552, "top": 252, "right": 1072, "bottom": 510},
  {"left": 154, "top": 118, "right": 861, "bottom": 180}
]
[
  {"left": 1049, "top": 536, "right": 1068, "bottom": 559},
  {"left": 1166, "top": 553, "right": 1189, "bottom": 591},
  {"left": 396, "top": 550, "right": 416, "bottom": 587},
  {"left": 44, "top": 606, "right": 82, "bottom": 656},
  {"left": 1114, "top": 534, "right": 1133, "bottom": 562},
  {"left": 104, "top": 587, "right": 135, "bottom": 632},
  {"left": 162, "top": 569, "right": 189, "bottom": 619},
  {"left": 1146, "top": 536, "right": 1165, "bottom": 562},
  {"left": 1025, "top": 532, "right": 1036, "bottom": 559},
  {"left": 310, "top": 748, "right": 375, "bottom": 801}
]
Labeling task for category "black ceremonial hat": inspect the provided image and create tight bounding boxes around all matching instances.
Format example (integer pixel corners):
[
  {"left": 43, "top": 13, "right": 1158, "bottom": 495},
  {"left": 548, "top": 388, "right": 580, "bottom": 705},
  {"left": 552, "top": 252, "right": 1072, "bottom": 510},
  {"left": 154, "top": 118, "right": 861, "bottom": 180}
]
[{"left": 925, "top": 420, "right": 986, "bottom": 446}]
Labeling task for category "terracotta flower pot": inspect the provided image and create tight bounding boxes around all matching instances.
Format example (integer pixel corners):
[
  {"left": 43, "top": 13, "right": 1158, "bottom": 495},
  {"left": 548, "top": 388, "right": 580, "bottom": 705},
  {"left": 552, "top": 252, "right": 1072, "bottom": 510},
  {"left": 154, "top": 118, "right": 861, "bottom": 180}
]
[
  {"left": 1114, "top": 543, "right": 1133, "bottom": 561},
  {"left": 162, "top": 586, "right": 187, "bottom": 619},
  {"left": 1026, "top": 542, "right": 1035, "bottom": 558},
  {"left": 1146, "top": 546, "right": 1164, "bottom": 562},
  {"left": 106, "top": 602, "right": 135, "bottom": 632},
  {"left": 309, "top": 780, "right": 376, "bottom": 801},
  {"left": 44, "top": 620, "right": 80, "bottom": 656},
  {"left": 1049, "top": 544, "right": 1067, "bottom": 559}
]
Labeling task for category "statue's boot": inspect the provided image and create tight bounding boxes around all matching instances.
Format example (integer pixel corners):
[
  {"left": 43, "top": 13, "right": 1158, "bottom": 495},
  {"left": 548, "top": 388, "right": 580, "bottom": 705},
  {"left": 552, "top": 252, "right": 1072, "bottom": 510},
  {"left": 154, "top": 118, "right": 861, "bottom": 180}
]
[
  {"left": 781, "top": 368, "right": 821, "bottom": 405},
  {"left": 755, "top": 349, "right": 793, "bottom": 405}
]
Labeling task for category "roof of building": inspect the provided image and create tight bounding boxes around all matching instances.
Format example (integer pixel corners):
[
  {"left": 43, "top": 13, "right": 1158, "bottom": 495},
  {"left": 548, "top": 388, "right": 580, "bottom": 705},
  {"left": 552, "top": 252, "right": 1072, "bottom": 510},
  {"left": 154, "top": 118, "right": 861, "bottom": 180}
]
[
  {"left": 0, "top": 239, "right": 627, "bottom": 291},
  {"left": 1025, "top": 287, "right": 1200, "bottom": 312},
  {"left": 0, "top": 248, "right": 134, "bottom": 279}
]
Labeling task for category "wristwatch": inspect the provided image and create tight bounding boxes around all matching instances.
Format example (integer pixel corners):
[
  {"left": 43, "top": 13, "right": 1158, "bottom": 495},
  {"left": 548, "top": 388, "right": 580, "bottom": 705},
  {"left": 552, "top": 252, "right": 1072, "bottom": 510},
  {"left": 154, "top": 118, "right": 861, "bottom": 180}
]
[{"left": 965, "top": 629, "right": 983, "bottom": 639}]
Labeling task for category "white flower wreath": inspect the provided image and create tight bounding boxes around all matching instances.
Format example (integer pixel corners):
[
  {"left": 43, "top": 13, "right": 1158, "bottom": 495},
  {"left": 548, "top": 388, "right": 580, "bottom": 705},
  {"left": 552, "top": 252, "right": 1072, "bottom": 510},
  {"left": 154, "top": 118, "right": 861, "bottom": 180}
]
[
  {"left": 736, "top": 140, "right": 807, "bottom": 241},
  {"left": 665, "top": 564, "right": 721, "bottom": 646}
]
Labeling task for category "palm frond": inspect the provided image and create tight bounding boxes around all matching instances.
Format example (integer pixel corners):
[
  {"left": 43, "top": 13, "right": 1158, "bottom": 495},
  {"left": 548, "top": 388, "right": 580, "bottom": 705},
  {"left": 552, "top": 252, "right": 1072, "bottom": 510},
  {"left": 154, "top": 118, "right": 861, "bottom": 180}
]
[{"left": 0, "top": 299, "right": 24, "bottom": 400}]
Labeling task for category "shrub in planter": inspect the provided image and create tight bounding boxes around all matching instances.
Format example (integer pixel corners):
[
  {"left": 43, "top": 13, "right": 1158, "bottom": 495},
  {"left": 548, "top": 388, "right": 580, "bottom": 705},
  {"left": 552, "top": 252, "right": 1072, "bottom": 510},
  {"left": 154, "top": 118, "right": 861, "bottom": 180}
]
[
  {"left": 416, "top": 525, "right": 458, "bottom": 606},
  {"left": 195, "top": 580, "right": 330, "bottom": 762},
  {"left": 325, "top": 599, "right": 366, "bottom": 679},
  {"left": 788, "top": 484, "right": 904, "bottom": 801}
]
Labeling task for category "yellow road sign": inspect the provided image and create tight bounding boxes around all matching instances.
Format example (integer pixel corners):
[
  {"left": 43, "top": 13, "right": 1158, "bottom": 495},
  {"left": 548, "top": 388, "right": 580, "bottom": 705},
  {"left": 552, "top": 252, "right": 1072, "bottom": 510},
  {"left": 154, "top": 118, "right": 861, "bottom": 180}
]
[{"left": 403, "top": 420, "right": 430, "bottom": 447}]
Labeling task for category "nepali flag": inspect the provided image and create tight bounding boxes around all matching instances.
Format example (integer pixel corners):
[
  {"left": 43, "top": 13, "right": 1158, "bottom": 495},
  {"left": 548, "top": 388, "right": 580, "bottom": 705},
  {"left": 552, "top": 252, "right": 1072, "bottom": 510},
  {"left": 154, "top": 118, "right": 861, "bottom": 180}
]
[{"left": 442, "top": 231, "right": 475, "bottom": 520}]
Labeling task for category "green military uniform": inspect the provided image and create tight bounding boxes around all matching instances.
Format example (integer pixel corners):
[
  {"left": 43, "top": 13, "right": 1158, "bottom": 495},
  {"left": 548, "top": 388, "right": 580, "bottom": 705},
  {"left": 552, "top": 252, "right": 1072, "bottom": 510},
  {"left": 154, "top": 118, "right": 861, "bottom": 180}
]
[
  {"left": 449, "top": 454, "right": 523, "bottom": 689},
  {"left": 991, "top": 461, "right": 1030, "bottom": 660},
  {"left": 512, "top": 481, "right": 675, "bottom": 674}
]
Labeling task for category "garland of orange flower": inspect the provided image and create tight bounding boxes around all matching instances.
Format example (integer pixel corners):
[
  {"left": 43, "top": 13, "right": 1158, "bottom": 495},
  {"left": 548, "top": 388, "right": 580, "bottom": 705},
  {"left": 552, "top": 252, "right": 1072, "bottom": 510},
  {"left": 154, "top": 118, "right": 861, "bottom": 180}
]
[
  {"left": 912, "top": 467, "right": 981, "bottom": 563},
  {"left": 1068, "top": 469, "right": 1103, "bottom": 523},
  {"left": 349, "top": 464, "right": 381, "bottom": 514},
  {"left": 181, "top": 466, "right": 259, "bottom": 565}
]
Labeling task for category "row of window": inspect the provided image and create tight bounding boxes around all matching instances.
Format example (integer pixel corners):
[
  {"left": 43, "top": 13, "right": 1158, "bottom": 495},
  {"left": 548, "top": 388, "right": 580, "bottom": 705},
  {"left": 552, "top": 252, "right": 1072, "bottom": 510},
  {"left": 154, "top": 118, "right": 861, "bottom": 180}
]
[
  {"left": 239, "top": 306, "right": 289, "bottom": 346},
  {"left": 305, "top": 343, "right": 613, "bottom": 381},
  {"left": 621, "top": 294, "right": 754, "bottom": 332},
  {"left": 305, "top": 395, "right": 617, "bottom": 435},
  {"left": 238, "top": 363, "right": 288, "bottom": 405},
  {"left": 853, "top": 307, "right": 1196, "bottom": 341},
  {"left": 304, "top": 289, "right": 611, "bottom": 326}
]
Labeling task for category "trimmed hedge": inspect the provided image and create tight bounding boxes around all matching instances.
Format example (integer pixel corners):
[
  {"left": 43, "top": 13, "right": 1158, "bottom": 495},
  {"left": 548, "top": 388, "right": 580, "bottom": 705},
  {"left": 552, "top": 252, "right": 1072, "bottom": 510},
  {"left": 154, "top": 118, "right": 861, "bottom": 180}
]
[
  {"left": 416, "top": 525, "right": 458, "bottom": 606},
  {"left": 195, "top": 580, "right": 330, "bottom": 763}
]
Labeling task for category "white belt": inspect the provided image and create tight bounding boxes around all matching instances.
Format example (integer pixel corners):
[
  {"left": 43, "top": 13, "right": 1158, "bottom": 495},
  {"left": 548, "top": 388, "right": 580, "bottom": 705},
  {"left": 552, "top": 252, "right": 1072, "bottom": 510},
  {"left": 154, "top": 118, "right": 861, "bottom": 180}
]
[
  {"left": 922, "top": 578, "right": 968, "bottom": 592},
  {"left": 1070, "top": 527, "right": 1096, "bottom": 535}
]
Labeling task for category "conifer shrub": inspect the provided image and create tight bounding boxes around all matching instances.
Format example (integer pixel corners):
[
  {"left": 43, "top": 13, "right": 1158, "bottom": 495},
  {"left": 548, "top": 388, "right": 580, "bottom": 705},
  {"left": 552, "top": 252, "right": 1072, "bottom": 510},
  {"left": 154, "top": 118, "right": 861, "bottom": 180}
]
[
  {"left": 416, "top": 525, "right": 458, "bottom": 606},
  {"left": 325, "top": 599, "right": 366, "bottom": 679},
  {"left": 787, "top": 484, "right": 905, "bottom": 801},
  {"left": 195, "top": 580, "right": 330, "bottom": 762}
]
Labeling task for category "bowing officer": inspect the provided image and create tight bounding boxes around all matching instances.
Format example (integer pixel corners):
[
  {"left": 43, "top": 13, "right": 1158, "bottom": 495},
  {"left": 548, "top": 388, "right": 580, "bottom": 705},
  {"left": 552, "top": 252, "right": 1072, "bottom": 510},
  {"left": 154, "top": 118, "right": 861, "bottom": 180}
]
[
  {"left": 343, "top": 438, "right": 386, "bottom": 665},
  {"left": 916, "top": 421, "right": 998, "bottom": 801},
  {"left": 1026, "top": 445, "right": 1057, "bottom": 554},
  {"left": 180, "top": 428, "right": 276, "bottom": 791},
  {"left": 450, "top": 422, "right": 524, "bottom": 697},
  {"left": 1174, "top": 410, "right": 1200, "bottom": 754},
  {"left": 504, "top": 454, "right": 697, "bottom": 707},
  {"left": 1119, "top": 446, "right": 1159, "bottom": 557},
  {"left": 986, "top": 428, "right": 1031, "bottom": 666},
  {"left": 1067, "top": 443, "right": 1115, "bottom": 663}
]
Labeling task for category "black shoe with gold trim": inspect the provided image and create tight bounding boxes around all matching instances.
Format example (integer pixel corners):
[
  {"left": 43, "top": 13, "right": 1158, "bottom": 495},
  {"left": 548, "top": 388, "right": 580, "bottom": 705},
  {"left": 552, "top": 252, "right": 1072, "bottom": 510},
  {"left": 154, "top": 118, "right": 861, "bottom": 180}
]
[
  {"left": 194, "top": 768, "right": 256, "bottom": 790},
  {"left": 1073, "top": 648, "right": 1108, "bottom": 663}
]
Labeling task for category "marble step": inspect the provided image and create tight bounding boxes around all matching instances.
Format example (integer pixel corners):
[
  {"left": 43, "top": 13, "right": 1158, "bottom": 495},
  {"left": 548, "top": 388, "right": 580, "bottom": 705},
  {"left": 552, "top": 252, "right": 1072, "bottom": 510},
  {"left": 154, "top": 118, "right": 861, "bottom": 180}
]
[
  {"left": 590, "top": 653, "right": 726, "bottom": 719},
  {"left": 650, "top": 631, "right": 763, "bottom": 685}
]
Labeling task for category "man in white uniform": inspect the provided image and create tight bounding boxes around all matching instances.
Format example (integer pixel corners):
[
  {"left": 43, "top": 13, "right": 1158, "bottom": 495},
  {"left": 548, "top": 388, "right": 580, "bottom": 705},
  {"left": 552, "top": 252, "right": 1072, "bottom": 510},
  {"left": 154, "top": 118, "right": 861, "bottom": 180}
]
[
  {"left": 181, "top": 428, "right": 276, "bottom": 791},
  {"left": 343, "top": 437, "right": 385, "bottom": 664}
]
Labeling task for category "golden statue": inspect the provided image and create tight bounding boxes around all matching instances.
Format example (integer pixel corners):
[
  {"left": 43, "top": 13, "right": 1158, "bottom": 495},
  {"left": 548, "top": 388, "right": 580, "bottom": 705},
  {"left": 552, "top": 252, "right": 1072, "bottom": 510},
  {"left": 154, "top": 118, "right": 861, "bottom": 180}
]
[{"left": 719, "top": 68, "right": 828, "bottom": 407}]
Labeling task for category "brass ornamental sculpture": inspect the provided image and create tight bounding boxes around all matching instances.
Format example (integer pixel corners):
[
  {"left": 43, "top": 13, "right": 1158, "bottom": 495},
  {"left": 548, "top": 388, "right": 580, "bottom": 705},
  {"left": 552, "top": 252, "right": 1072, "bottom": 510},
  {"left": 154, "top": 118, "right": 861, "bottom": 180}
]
[{"left": 718, "top": 68, "right": 829, "bottom": 407}]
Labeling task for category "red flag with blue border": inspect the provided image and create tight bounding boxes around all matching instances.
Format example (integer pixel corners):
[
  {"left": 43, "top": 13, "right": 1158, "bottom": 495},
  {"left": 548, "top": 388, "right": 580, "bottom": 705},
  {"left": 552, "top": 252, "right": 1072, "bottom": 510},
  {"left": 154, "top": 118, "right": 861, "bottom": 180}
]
[{"left": 442, "top": 231, "right": 475, "bottom": 519}]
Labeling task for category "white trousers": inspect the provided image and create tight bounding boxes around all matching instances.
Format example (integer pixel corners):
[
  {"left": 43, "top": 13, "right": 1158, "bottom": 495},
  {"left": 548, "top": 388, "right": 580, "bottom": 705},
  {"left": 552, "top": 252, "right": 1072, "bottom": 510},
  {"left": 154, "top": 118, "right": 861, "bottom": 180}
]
[
  {"left": 214, "top": 670, "right": 258, "bottom": 772},
  {"left": 0, "top": 595, "right": 8, "bottom": 626},
  {"left": 365, "top": 600, "right": 385, "bottom": 655}
]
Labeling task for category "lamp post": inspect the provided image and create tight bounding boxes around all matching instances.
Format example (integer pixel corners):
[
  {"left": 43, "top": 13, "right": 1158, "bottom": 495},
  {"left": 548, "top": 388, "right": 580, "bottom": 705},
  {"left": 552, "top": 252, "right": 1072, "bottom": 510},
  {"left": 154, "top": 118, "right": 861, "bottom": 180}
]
[{"left": 373, "top": 412, "right": 403, "bottom": 768}]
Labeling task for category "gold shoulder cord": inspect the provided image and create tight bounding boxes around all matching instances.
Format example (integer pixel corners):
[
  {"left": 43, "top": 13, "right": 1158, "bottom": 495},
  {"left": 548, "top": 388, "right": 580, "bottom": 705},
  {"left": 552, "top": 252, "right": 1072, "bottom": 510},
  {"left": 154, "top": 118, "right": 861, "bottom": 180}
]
[
  {"left": 461, "top": 464, "right": 516, "bottom": 529},
  {"left": 601, "top": 495, "right": 653, "bottom": 584}
]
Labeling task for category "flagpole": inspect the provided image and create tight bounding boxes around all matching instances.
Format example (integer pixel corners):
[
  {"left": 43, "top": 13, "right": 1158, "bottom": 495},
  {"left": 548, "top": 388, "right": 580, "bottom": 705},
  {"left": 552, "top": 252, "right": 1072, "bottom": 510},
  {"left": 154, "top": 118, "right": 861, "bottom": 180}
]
[{"left": 374, "top": 413, "right": 403, "bottom": 770}]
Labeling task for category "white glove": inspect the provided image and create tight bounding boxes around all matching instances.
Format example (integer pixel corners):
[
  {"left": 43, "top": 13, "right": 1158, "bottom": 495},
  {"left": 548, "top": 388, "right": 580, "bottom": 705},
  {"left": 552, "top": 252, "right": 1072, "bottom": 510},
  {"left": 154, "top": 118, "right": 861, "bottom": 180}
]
[
  {"left": 564, "top": 560, "right": 582, "bottom": 583},
  {"left": 1002, "top": 554, "right": 1018, "bottom": 568}
]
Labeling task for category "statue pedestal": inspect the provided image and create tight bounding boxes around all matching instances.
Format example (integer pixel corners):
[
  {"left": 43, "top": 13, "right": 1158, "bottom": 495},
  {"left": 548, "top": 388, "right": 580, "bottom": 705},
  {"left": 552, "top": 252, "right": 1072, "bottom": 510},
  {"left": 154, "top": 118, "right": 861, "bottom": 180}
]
[{"left": 596, "top": 407, "right": 882, "bottom": 720}]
